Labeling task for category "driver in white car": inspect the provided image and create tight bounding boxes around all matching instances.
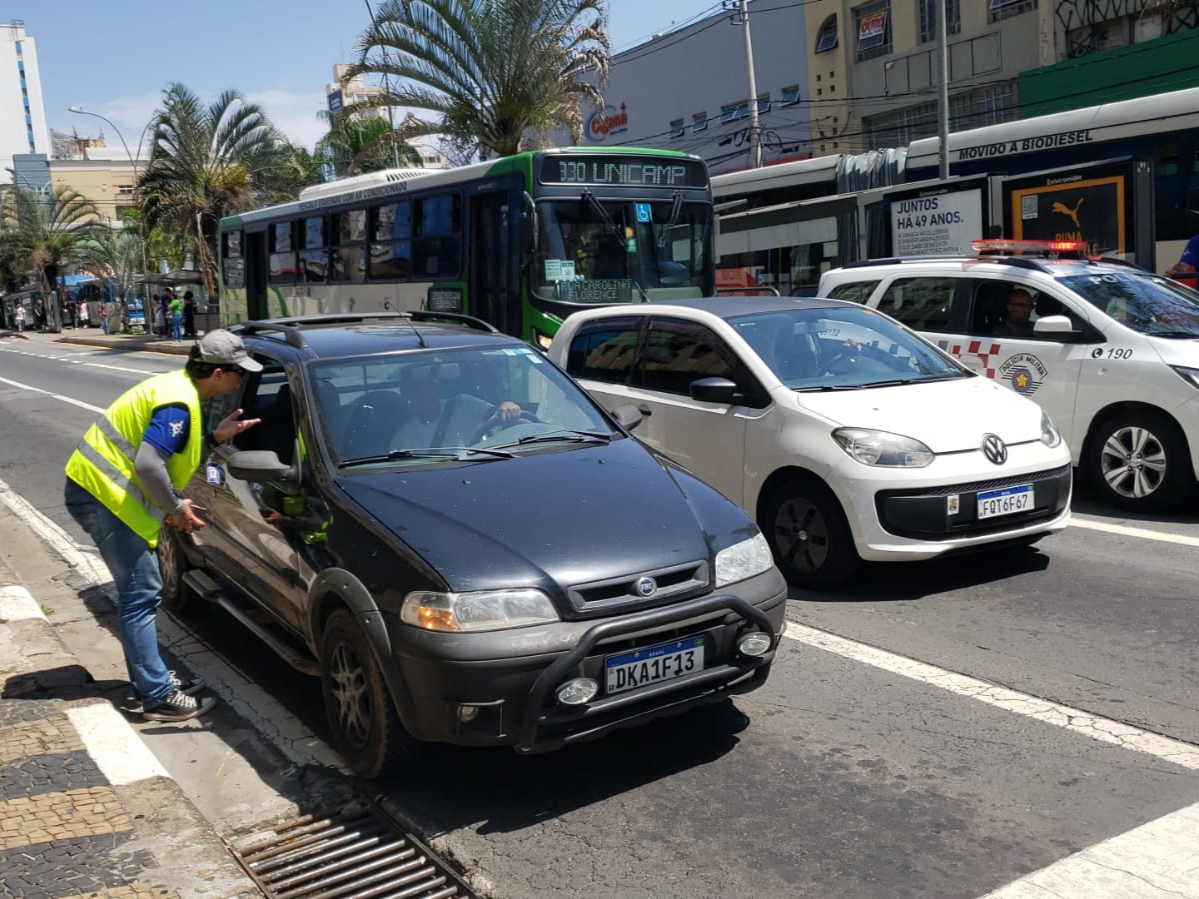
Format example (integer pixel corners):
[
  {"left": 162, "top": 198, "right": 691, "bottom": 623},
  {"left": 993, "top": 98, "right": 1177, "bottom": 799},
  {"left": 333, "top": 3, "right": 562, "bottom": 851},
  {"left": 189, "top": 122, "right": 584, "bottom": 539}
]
[{"left": 392, "top": 363, "right": 521, "bottom": 449}]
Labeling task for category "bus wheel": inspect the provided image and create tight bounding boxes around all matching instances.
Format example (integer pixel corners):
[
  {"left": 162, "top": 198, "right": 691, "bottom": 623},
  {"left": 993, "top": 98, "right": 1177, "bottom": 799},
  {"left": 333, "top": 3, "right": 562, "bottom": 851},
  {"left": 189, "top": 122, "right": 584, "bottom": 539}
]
[
  {"left": 319, "top": 609, "right": 421, "bottom": 779},
  {"left": 1088, "top": 409, "right": 1193, "bottom": 512},
  {"left": 762, "top": 478, "right": 859, "bottom": 589},
  {"left": 157, "top": 528, "right": 199, "bottom": 613}
]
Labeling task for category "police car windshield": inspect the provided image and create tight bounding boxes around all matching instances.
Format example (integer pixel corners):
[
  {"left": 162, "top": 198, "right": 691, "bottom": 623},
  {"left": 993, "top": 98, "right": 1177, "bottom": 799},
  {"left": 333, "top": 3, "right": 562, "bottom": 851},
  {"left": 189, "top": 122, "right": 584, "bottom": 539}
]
[
  {"left": 729, "top": 306, "right": 966, "bottom": 391},
  {"left": 1060, "top": 272, "right": 1199, "bottom": 337}
]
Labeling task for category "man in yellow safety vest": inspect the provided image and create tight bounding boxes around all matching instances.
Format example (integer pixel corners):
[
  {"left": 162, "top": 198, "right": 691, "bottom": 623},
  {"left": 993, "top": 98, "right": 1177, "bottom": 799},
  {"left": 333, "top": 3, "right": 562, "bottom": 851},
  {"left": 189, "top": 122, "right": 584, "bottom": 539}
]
[{"left": 64, "top": 329, "right": 261, "bottom": 721}]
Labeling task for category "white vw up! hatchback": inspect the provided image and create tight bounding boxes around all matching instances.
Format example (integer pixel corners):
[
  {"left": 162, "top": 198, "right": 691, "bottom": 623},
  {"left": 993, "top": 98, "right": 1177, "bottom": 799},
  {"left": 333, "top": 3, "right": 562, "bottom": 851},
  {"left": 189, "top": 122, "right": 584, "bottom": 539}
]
[{"left": 551, "top": 297, "right": 1072, "bottom": 588}]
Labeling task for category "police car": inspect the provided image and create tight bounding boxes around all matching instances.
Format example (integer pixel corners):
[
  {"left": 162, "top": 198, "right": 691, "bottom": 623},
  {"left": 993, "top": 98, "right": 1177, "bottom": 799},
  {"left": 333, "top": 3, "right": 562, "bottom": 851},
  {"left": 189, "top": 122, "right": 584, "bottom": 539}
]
[{"left": 818, "top": 240, "right": 1199, "bottom": 512}]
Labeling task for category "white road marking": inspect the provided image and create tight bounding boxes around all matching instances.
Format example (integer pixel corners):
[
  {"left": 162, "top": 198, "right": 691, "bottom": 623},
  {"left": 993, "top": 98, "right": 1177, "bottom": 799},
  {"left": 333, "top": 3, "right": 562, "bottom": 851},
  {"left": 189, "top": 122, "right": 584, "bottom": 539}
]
[
  {"left": 0, "top": 374, "right": 108, "bottom": 414},
  {"left": 979, "top": 800, "right": 1199, "bottom": 898},
  {"left": 0, "top": 583, "right": 47, "bottom": 621},
  {"left": 782, "top": 621, "right": 1199, "bottom": 770},
  {"left": 1070, "top": 515, "right": 1199, "bottom": 548},
  {"left": 0, "top": 472, "right": 344, "bottom": 773},
  {"left": 66, "top": 703, "right": 170, "bottom": 785}
]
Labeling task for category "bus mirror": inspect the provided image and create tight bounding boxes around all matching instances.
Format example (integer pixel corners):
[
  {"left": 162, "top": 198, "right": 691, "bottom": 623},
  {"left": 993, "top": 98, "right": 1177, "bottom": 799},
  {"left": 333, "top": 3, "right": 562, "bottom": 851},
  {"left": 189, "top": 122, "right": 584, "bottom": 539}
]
[{"left": 521, "top": 190, "right": 539, "bottom": 256}]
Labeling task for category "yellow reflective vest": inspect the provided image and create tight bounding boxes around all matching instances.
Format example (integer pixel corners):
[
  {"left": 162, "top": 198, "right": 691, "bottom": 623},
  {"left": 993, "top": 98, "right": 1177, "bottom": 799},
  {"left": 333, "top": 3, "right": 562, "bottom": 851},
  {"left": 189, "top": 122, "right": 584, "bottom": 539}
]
[{"left": 65, "top": 369, "right": 203, "bottom": 548}]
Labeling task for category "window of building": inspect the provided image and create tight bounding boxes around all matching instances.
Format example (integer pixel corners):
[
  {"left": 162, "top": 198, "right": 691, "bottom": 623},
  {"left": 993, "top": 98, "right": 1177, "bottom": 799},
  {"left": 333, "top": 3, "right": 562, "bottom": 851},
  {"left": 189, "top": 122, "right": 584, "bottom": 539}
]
[
  {"left": 989, "top": 0, "right": 1036, "bottom": 23},
  {"left": 670, "top": 118, "right": 686, "bottom": 139},
  {"left": 863, "top": 82, "right": 1016, "bottom": 149},
  {"left": 755, "top": 93, "right": 771, "bottom": 115},
  {"left": 693, "top": 111, "right": 709, "bottom": 131},
  {"left": 854, "top": 0, "right": 892, "bottom": 61},
  {"left": 816, "top": 15, "right": 839, "bottom": 53},
  {"left": 780, "top": 85, "right": 802, "bottom": 106},
  {"left": 919, "top": 0, "right": 961, "bottom": 43},
  {"left": 721, "top": 101, "right": 749, "bottom": 124}
]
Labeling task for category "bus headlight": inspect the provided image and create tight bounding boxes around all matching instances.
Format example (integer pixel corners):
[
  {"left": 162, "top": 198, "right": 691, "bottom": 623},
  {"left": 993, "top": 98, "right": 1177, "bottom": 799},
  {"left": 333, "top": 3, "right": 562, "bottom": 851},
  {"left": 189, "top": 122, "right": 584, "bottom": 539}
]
[{"left": 401, "top": 588, "right": 559, "bottom": 632}]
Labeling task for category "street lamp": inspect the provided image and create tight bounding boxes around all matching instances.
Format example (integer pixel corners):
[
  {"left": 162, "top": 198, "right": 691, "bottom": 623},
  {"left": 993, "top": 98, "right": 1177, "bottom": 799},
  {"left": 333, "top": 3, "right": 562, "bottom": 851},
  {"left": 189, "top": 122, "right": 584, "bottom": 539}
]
[{"left": 68, "top": 105, "right": 150, "bottom": 278}]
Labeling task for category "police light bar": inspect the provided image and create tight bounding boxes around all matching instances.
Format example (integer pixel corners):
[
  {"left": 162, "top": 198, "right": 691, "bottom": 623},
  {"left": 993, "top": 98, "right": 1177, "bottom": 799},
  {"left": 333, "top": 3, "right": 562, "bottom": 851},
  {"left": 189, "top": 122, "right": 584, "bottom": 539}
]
[{"left": 971, "top": 239, "right": 1086, "bottom": 254}]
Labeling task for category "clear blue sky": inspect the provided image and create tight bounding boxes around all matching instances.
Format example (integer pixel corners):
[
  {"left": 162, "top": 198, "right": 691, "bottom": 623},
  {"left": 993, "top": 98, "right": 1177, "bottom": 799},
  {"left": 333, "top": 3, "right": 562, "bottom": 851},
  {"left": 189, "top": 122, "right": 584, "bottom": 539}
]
[{"left": 30, "top": 1, "right": 721, "bottom": 153}]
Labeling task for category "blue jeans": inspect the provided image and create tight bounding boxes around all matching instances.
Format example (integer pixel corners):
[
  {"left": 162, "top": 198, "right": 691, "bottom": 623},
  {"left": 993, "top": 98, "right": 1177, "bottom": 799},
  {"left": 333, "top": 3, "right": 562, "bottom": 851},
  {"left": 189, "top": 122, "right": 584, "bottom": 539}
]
[
  {"left": 64, "top": 478, "right": 174, "bottom": 707},
  {"left": 171, "top": 312, "right": 183, "bottom": 341}
]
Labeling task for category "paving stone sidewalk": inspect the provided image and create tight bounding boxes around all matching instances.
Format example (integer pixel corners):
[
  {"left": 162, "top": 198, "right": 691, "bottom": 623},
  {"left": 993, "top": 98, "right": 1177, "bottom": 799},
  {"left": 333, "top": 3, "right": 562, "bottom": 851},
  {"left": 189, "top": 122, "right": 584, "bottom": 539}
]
[{"left": 0, "top": 571, "right": 261, "bottom": 899}]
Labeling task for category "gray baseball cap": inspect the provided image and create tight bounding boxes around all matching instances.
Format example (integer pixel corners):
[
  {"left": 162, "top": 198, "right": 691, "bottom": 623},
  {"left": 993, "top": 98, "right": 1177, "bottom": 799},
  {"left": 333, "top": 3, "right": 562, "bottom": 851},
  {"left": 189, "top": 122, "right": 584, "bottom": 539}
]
[{"left": 196, "top": 329, "right": 263, "bottom": 372}]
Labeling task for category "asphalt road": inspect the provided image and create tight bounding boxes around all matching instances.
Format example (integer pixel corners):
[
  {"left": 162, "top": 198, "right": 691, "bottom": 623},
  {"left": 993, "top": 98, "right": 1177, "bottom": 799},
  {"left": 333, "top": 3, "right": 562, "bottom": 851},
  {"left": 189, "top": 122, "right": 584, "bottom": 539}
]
[{"left": 3, "top": 333, "right": 1198, "bottom": 898}]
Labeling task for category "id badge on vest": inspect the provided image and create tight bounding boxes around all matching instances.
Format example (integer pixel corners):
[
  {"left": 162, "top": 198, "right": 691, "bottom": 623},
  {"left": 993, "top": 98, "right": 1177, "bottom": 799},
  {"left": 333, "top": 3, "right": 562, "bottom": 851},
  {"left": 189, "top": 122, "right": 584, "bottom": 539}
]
[{"left": 206, "top": 460, "right": 224, "bottom": 486}]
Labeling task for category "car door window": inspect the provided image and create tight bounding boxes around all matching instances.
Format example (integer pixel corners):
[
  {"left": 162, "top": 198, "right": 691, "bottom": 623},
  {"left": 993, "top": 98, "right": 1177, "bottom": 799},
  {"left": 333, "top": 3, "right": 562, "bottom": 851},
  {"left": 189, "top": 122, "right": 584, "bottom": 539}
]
[
  {"left": 825, "top": 280, "right": 880, "bottom": 305},
  {"left": 876, "top": 276, "right": 956, "bottom": 332},
  {"left": 565, "top": 318, "right": 641, "bottom": 385},
  {"left": 637, "top": 319, "right": 736, "bottom": 396}
]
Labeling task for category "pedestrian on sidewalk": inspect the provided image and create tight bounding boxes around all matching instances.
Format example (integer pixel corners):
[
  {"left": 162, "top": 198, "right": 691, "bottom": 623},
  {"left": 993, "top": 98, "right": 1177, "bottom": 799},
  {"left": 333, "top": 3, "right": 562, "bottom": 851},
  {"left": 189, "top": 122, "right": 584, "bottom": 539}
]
[
  {"left": 78, "top": 300, "right": 90, "bottom": 329},
  {"left": 14, "top": 303, "right": 25, "bottom": 332},
  {"left": 99, "top": 302, "right": 110, "bottom": 334},
  {"left": 63, "top": 329, "right": 263, "bottom": 721},
  {"left": 170, "top": 292, "right": 183, "bottom": 342},
  {"left": 183, "top": 290, "right": 196, "bottom": 339}
]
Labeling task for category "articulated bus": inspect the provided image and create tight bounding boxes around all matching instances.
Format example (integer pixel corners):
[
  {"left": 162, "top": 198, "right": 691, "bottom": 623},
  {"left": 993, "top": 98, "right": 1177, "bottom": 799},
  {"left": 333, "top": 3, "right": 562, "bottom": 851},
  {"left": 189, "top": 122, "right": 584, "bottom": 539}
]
[
  {"left": 218, "top": 147, "right": 715, "bottom": 346},
  {"left": 713, "top": 85, "right": 1199, "bottom": 293}
]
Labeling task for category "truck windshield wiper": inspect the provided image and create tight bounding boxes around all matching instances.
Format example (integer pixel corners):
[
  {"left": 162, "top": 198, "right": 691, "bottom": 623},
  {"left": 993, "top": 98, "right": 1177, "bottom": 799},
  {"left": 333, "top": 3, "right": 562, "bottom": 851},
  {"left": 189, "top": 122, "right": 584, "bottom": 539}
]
[{"left": 338, "top": 446, "right": 516, "bottom": 468}]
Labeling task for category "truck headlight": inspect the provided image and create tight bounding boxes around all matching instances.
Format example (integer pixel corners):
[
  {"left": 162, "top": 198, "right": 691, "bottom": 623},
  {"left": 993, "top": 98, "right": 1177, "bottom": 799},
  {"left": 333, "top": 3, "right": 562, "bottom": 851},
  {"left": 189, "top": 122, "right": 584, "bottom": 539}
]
[
  {"left": 715, "top": 533, "right": 774, "bottom": 587},
  {"left": 832, "top": 428, "right": 934, "bottom": 467},
  {"left": 1040, "top": 411, "right": 1062, "bottom": 448},
  {"left": 401, "top": 588, "right": 559, "bottom": 632}
]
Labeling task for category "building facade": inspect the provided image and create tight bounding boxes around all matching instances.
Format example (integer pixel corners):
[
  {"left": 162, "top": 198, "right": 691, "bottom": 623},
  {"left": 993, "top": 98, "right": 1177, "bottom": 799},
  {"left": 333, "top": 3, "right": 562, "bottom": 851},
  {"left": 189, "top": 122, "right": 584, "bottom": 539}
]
[
  {"left": 590, "top": 0, "right": 1197, "bottom": 173},
  {"left": 0, "top": 21, "right": 50, "bottom": 180}
]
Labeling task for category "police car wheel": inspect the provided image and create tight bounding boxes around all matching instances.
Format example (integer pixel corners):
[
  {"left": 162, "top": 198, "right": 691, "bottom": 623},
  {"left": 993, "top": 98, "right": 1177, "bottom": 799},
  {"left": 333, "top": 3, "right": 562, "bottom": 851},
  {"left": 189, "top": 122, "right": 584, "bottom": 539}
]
[
  {"left": 762, "top": 477, "right": 859, "bottom": 589},
  {"left": 1088, "top": 410, "right": 1193, "bottom": 512},
  {"left": 319, "top": 609, "right": 421, "bottom": 779},
  {"left": 157, "top": 527, "right": 200, "bottom": 613}
]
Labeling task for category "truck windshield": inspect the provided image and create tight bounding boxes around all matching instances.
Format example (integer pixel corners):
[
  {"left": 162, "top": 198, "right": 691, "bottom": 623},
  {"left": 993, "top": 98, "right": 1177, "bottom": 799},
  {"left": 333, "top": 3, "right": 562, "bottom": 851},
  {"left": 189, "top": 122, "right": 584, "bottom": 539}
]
[{"left": 531, "top": 198, "right": 711, "bottom": 304}]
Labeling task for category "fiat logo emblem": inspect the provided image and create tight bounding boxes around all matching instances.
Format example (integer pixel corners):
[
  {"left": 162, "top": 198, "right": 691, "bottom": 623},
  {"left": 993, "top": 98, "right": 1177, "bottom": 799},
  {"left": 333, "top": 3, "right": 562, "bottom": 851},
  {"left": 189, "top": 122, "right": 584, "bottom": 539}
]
[
  {"left": 634, "top": 577, "right": 657, "bottom": 597},
  {"left": 981, "top": 433, "right": 1008, "bottom": 465}
]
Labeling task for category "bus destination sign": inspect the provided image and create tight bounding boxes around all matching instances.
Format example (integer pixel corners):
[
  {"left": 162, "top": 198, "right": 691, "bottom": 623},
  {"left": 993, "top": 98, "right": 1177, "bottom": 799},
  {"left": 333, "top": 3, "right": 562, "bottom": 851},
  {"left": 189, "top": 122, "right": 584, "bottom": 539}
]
[{"left": 540, "top": 156, "right": 707, "bottom": 188}]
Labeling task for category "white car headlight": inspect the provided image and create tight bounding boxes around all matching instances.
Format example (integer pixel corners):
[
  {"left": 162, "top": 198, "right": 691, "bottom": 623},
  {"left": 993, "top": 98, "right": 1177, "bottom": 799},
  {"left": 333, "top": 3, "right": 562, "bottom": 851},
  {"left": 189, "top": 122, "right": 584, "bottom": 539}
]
[
  {"left": 1040, "top": 411, "right": 1062, "bottom": 448},
  {"left": 400, "top": 588, "right": 559, "bottom": 632},
  {"left": 832, "top": 428, "right": 934, "bottom": 467},
  {"left": 715, "top": 533, "right": 774, "bottom": 587}
]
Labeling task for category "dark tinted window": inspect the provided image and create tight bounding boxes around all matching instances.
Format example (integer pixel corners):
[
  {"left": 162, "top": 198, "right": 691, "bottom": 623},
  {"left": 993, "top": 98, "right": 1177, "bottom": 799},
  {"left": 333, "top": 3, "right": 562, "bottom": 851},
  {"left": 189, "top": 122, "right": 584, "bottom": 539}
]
[
  {"left": 876, "top": 276, "right": 955, "bottom": 331},
  {"left": 566, "top": 319, "right": 641, "bottom": 385},
  {"left": 638, "top": 319, "right": 735, "bottom": 395}
]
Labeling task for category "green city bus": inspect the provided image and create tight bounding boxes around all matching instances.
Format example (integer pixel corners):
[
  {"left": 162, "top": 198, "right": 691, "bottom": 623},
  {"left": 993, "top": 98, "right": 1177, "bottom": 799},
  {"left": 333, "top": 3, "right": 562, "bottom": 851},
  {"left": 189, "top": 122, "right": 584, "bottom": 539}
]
[{"left": 218, "top": 147, "right": 715, "bottom": 346}]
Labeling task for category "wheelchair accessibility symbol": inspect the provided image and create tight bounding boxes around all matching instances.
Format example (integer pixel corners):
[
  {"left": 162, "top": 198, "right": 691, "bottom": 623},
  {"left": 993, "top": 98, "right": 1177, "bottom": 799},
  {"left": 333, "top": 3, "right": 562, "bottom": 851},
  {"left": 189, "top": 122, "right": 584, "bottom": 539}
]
[{"left": 636, "top": 203, "right": 651, "bottom": 223}]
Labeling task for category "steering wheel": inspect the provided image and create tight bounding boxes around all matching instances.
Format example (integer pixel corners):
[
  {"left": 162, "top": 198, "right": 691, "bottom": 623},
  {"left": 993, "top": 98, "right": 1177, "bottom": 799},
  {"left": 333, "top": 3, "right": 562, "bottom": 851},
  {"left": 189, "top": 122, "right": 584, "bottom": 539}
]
[
  {"left": 818, "top": 351, "right": 861, "bottom": 376},
  {"left": 469, "top": 409, "right": 541, "bottom": 444}
]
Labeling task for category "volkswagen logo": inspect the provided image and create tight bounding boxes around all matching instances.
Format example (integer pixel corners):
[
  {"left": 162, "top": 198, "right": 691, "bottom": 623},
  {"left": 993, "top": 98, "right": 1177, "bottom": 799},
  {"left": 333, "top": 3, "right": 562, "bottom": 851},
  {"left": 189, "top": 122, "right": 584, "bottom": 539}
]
[
  {"left": 634, "top": 577, "right": 657, "bottom": 597},
  {"left": 981, "top": 433, "right": 1008, "bottom": 465}
]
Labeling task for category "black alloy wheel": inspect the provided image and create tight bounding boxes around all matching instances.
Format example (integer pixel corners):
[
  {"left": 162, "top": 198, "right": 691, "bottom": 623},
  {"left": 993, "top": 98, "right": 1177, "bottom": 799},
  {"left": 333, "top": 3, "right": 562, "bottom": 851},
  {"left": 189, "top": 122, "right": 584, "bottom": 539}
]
[{"left": 762, "top": 477, "right": 859, "bottom": 589}]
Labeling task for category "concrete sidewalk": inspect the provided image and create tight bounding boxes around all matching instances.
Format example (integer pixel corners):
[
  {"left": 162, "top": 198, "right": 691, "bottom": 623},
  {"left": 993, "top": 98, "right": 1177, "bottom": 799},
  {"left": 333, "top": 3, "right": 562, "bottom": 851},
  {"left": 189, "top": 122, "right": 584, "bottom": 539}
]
[
  {"left": 1, "top": 326, "right": 194, "bottom": 357},
  {"left": 0, "top": 559, "right": 261, "bottom": 898}
]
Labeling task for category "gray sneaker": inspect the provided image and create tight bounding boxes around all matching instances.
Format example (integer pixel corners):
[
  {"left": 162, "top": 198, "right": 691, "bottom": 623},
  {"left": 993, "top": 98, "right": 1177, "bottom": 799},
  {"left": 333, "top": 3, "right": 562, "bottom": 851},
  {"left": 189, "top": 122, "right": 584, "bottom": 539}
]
[
  {"left": 168, "top": 670, "right": 207, "bottom": 695},
  {"left": 142, "top": 689, "right": 216, "bottom": 722}
]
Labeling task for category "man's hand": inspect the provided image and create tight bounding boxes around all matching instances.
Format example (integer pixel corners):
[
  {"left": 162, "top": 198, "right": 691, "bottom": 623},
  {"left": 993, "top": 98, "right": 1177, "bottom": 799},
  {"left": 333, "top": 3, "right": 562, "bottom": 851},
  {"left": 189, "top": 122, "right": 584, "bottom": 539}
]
[
  {"left": 212, "top": 408, "right": 262, "bottom": 444},
  {"left": 493, "top": 401, "right": 522, "bottom": 423},
  {"left": 165, "top": 499, "right": 206, "bottom": 534}
]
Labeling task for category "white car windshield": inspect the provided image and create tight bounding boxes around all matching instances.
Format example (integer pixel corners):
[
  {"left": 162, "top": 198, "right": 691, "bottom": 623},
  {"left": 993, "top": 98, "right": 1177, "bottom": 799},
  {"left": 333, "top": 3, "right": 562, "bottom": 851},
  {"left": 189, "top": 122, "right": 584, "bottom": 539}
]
[
  {"left": 309, "top": 346, "right": 615, "bottom": 466},
  {"left": 729, "top": 306, "right": 967, "bottom": 390},
  {"left": 1060, "top": 272, "right": 1199, "bottom": 337}
]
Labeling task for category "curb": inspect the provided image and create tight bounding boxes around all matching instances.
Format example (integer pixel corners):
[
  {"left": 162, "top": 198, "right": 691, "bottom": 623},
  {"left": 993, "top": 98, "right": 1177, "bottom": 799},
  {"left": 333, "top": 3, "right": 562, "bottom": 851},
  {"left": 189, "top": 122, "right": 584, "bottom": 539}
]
[{"left": 0, "top": 584, "right": 261, "bottom": 899}]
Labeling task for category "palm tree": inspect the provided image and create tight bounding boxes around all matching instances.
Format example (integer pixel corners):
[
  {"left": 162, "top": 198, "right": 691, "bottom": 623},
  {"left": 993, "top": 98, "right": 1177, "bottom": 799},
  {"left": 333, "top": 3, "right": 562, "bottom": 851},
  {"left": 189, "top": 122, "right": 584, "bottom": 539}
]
[
  {"left": 347, "top": 0, "right": 610, "bottom": 159},
  {"left": 315, "top": 111, "right": 421, "bottom": 179},
  {"left": 1, "top": 186, "right": 104, "bottom": 328},
  {"left": 138, "top": 83, "right": 288, "bottom": 297},
  {"left": 74, "top": 222, "right": 144, "bottom": 305}
]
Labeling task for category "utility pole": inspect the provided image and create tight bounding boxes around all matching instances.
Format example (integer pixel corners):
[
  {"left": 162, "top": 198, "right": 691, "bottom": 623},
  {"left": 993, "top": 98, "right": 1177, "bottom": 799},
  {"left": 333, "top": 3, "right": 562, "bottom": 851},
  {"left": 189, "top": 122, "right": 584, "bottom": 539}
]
[
  {"left": 725, "top": 0, "right": 762, "bottom": 168},
  {"left": 364, "top": 0, "right": 403, "bottom": 169},
  {"left": 937, "top": 0, "right": 950, "bottom": 180}
]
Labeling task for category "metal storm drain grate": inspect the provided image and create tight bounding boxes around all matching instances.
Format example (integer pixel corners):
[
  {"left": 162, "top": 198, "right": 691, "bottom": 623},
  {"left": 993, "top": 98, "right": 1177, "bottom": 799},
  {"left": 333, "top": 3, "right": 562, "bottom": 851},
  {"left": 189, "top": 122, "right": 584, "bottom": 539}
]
[{"left": 229, "top": 799, "right": 478, "bottom": 899}]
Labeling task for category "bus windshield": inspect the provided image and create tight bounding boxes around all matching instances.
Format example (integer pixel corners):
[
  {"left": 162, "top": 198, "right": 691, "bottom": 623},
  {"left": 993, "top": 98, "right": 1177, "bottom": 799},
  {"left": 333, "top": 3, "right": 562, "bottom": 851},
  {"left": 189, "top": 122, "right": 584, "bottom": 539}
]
[{"left": 532, "top": 197, "right": 711, "bottom": 304}]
